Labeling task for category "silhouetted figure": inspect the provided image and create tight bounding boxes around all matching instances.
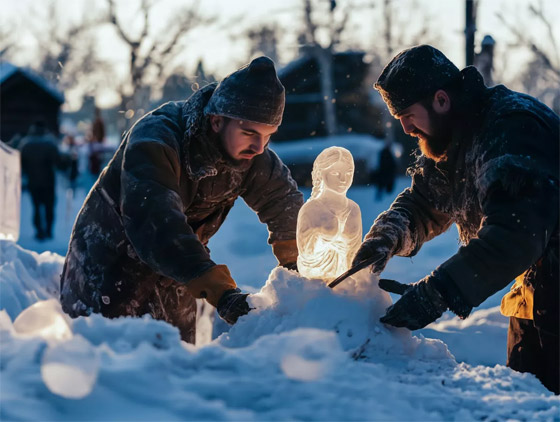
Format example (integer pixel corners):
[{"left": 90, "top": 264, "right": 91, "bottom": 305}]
[
  {"left": 371, "top": 140, "right": 397, "bottom": 200},
  {"left": 474, "top": 35, "right": 495, "bottom": 87},
  {"left": 62, "top": 132, "right": 80, "bottom": 193},
  {"left": 20, "top": 121, "right": 60, "bottom": 240},
  {"left": 88, "top": 107, "right": 105, "bottom": 175}
]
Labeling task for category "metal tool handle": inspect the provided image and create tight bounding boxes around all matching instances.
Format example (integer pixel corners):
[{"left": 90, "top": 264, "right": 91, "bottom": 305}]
[
  {"left": 328, "top": 257, "right": 380, "bottom": 289},
  {"left": 329, "top": 260, "right": 372, "bottom": 289}
]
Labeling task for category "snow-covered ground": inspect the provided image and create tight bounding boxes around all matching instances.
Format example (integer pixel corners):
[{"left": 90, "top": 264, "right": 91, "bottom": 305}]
[{"left": 4, "top": 171, "right": 559, "bottom": 420}]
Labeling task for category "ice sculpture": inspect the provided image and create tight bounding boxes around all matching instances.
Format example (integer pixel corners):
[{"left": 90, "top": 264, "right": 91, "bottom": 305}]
[{"left": 297, "top": 147, "right": 362, "bottom": 282}]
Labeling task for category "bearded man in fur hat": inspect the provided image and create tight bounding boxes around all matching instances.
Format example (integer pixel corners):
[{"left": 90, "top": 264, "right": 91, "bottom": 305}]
[
  {"left": 353, "top": 45, "right": 559, "bottom": 394},
  {"left": 60, "top": 57, "right": 303, "bottom": 342}
]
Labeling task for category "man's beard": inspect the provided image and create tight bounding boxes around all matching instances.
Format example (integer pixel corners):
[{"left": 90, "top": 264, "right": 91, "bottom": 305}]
[
  {"left": 216, "top": 131, "right": 254, "bottom": 169},
  {"left": 413, "top": 108, "right": 453, "bottom": 162}
]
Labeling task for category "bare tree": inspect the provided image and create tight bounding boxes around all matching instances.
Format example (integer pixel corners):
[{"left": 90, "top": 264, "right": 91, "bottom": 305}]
[
  {"left": 0, "top": 23, "right": 18, "bottom": 60},
  {"left": 25, "top": 0, "right": 109, "bottom": 108},
  {"left": 298, "top": 0, "right": 352, "bottom": 135},
  {"left": 105, "top": 0, "right": 215, "bottom": 128},
  {"left": 375, "top": 0, "right": 441, "bottom": 63},
  {"left": 496, "top": 0, "right": 560, "bottom": 112},
  {"left": 247, "top": 25, "right": 281, "bottom": 64}
]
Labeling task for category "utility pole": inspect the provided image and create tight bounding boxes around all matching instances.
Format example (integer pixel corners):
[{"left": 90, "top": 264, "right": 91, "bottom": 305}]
[{"left": 465, "top": 0, "right": 476, "bottom": 66}]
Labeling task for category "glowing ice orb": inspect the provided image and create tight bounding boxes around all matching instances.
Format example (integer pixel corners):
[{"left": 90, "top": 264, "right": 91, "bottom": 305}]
[
  {"left": 13, "top": 299, "right": 72, "bottom": 342},
  {"left": 41, "top": 336, "right": 100, "bottom": 399}
]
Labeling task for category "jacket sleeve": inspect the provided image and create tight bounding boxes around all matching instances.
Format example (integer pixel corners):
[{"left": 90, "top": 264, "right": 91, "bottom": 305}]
[
  {"left": 120, "top": 110, "right": 215, "bottom": 283},
  {"left": 241, "top": 148, "right": 304, "bottom": 245},
  {"left": 365, "top": 167, "right": 453, "bottom": 257},
  {"left": 439, "top": 114, "right": 559, "bottom": 307}
]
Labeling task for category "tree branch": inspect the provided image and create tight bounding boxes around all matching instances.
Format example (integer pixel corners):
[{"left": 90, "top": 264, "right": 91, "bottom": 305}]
[
  {"left": 496, "top": 10, "right": 559, "bottom": 79},
  {"left": 107, "top": 0, "right": 136, "bottom": 47}
]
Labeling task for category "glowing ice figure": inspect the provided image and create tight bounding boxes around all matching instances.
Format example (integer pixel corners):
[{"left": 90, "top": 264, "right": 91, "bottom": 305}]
[{"left": 297, "top": 147, "right": 362, "bottom": 282}]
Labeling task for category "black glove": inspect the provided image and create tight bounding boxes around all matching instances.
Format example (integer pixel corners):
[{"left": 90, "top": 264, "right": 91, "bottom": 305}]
[
  {"left": 351, "top": 234, "right": 396, "bottom": 274},
  {"left": 282, "top": 262, "right": 298, "bottom": 272},
  {"left": 217, "top": 288, "right": 252, "bottom": 325},
  {"left": 379, "top": 270, "right": 472, "bottom": 330}
]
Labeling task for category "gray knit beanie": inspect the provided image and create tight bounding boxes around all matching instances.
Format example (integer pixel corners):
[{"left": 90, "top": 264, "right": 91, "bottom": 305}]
[
  {"left": 204, "top": 56, "right": 285, "bottom": 126},
  {"left": 375, "top": 45, "right": 461, "bottom": 116}
]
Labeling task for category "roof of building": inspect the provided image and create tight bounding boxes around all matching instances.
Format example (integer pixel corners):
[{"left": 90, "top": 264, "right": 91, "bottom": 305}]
[{"left": 0, "top": 61, "right": 64, "bottom": 103}]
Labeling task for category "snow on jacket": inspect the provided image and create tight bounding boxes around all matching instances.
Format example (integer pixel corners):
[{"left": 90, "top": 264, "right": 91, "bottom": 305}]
[
  {"left": 60, "top": 84, "right": 303, "bottom": 317},
  {"left": 365, "top": 66, "right": 559, "bottom": 335}
]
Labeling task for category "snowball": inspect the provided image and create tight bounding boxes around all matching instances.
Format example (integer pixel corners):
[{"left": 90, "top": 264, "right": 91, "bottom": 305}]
[
  {"left": 13, "top": 299, "right": 72, "bottom": 342},
  {"left": 281, "top": 354, "right": 328, "bottom": 382},
  {"left": 41, "top": 335, "right": 100, "bottom": 399}
]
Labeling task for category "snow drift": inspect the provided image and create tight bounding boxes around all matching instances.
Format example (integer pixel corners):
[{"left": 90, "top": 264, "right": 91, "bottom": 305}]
[{"left": 1, "top": 240, "right": 558, "bottom": 421}]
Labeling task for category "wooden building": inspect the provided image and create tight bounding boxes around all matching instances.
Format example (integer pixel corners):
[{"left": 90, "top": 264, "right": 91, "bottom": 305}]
[
  {"left": 275, "top": 51, "right": 384, "bottom": 142},
  {"left": 0, "top": 62, "right": 64, "bottom": 143}
]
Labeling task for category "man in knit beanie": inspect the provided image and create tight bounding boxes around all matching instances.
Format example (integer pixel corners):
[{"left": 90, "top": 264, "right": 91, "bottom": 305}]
[
  {"left": 60, "top": 57, "right": 303, "bottom": 342},
  {"left": 352, "top": 45, "right": 559, "bottom": 393}
]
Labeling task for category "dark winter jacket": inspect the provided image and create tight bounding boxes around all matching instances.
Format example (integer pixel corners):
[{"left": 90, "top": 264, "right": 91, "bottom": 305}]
[
  {"left": 20, "top": 133, "right": 60, "bottom": 190},
  {"left": 60, "top": 84, "right": 303, "bottom": 317},
  {"left": 366, "top": 67, "right": 559, "bottom": 336}
]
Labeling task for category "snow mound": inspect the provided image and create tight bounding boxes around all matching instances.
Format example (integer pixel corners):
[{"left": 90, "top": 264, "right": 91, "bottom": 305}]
[
  {"left": 421, "top": 306, "right": 509, "bottom": 366},
  {"left": 1, "top": 242, "right": 558, "bottom": 420},
  {"left": 0, "top": 240, "right": 63, "bottom": 319},
  {"left": 222, "top": 267, "right": 453, "bottom": 365}
]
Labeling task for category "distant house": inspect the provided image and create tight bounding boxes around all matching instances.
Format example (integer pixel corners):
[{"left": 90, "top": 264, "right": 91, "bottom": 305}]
[
  {"left": 0, "top": 62, "right": 64, "bottom": 143},
  {"left": 275, "top": 51, "right": 385, "bottom": 142}
]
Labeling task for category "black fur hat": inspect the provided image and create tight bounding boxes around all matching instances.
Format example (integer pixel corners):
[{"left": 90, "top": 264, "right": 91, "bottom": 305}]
[
  {"left": 205, "top": 56, "right": 285, "bottom": 126},
  {"left": 375, "top": 45, "right": 461, "bottom": 116}
]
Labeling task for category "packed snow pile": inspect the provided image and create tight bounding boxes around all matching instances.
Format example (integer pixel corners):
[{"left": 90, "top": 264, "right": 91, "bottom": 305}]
[
  {"left": 421, "top": 306, "right": 509, "bottom": 367},
  {"left": 0, "top": 240, "right": 62, "bottom": 319},
  {"left": 1, "top": 240, "right": 559, "bottom": 421}
]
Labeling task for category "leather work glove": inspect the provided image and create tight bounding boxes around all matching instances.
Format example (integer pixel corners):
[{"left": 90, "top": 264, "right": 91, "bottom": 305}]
[
  {"left": 185, "top": 265, "right": 237, "bottom": 307},
  {"left": 282, "top": 262, "right": 298, "bottom": 272},
  {"left": 272, "top": 239, "right": 299, "bottom": 272},
  {"left": 217, "top": 288, "right": 253, "bottom": 325},
  {"left": 351, "top": 234, "right": 396, "bottom": 274},
  {"left": 379, "top": 270, "right": 472, "bottom": 330}
]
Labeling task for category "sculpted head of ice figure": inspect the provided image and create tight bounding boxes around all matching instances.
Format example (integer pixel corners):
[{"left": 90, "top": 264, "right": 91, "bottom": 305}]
[
  {"left": 310, "top": 147, "right": 355, "bottom": 199},
  {"left": 297, "top": 147, "right": 362, "bottom": 282}
]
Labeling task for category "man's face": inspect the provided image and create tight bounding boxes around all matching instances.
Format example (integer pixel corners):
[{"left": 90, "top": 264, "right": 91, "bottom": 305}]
[
  {"left": 211, "top": 116, "right": 278, "bottom": 162},
  {"left": 396, "top": 101, "right": 453, "bottom": 161}
]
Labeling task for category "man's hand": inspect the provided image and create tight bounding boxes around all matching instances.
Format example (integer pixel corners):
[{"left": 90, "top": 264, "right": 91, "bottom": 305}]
[
  {"left": 351, "top": 234, "right": 396, "bottom": 274},
  {"left": 378, "top": 270, "right": 472, "bottom": 330},
  {"left": 217, "top": 288, "right": 252, "bottom": 325},
  {"left": 378, "top": 277, "right": 448, "bottom": 330}
]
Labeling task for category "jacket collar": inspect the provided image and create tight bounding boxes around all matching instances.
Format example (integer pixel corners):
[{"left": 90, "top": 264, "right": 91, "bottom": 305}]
[{"left": 180, "top": 83, "right": 222, "bottom": 181}]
